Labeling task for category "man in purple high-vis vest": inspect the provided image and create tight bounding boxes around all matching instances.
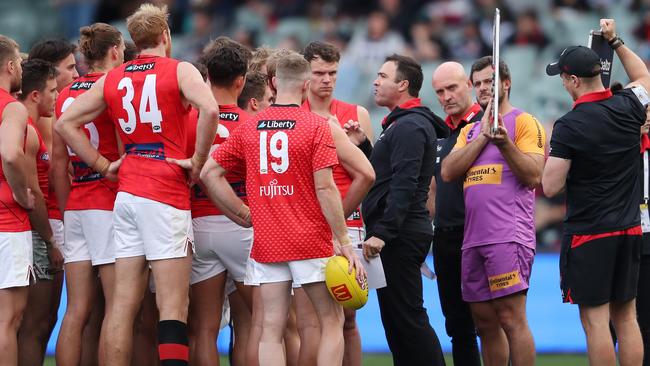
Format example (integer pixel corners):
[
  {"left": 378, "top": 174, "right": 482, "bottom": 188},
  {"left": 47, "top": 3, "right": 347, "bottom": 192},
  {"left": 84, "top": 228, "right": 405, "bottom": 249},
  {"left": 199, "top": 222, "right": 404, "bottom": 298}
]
[{"left": 441, "top": 56, "right": 546, "bottom": 366}]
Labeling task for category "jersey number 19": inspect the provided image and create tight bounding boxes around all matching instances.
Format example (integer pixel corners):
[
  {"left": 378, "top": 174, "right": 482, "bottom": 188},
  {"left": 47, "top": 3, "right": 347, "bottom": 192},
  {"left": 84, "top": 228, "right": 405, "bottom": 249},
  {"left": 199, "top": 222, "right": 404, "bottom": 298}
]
[{"left": 259, "top": 131, "right": 289, "bottom": 174}]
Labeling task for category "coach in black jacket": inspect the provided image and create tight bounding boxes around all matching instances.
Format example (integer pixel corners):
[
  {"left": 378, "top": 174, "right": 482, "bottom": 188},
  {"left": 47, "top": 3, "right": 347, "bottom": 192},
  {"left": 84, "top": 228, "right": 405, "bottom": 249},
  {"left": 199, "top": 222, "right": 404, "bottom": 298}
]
[{"left": 362, "top": 54, "right": 448, "bottom": 366}]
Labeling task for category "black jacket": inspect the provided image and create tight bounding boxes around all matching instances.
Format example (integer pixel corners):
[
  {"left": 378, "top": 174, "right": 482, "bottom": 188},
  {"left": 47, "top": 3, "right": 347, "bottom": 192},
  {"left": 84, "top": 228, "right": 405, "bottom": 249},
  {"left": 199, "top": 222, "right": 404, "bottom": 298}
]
[{"left": 362, "top": 103, "right": 447, "bottom": 242}]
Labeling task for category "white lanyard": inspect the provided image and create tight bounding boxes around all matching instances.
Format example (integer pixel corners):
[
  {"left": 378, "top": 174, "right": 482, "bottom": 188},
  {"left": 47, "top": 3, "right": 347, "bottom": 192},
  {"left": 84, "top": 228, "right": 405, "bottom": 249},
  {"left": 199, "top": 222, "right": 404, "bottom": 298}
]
[{"left": 643, "top": 150, "right": 650, "bottom": 204}]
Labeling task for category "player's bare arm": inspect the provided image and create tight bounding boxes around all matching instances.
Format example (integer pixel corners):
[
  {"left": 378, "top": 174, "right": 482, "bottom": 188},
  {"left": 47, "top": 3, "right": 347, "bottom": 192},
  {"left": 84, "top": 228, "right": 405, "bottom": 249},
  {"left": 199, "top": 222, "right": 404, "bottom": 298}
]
[
  {"left": 314, "top": 167, "right": 367, "bottom": 281},
  {"left": 25, "top": 125, "right": 63, "bottom": 268},
  {"left": 177, "top": 61, "right": 219, "bottom": 181},
  {"left": 601, "top": 19, "right": 650, "bottom": 92},
  {"left": 0, "top": 102, "right": 34, "bottom": 209},
  {"left": 55, "top": 75, "right": 123, "bottom": 181},
  {"left": 542, "top": 157, "right": 571, "bottom": 197},
  {"left": 199, "top": 158, "right": 251, "bottom": 228},
  {"left": 25, "top": 125, "right": 54, "bottom": 243},
  {"left": 50, "top": 128, "right": 71, "bottom": 213},
  {"left": 327, "top": 118, "right": 375, "bottom": 217}
]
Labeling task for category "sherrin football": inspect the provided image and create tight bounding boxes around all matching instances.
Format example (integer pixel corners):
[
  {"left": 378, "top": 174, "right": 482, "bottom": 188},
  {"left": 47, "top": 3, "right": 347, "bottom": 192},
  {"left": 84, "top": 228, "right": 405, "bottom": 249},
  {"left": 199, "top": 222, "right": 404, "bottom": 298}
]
[{"left": 325, "top": 255, "right": 368, "bottom": 310}]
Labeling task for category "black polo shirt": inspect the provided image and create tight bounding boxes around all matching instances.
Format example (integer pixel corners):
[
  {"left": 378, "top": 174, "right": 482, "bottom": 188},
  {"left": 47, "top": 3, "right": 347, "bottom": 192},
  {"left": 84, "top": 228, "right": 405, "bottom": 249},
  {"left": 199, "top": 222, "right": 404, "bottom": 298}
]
[
  {"left": 549, "top": 88, "right": 646, "bottom": 235},
  {"left": 433, "top": 103, "right": 483, "bottom": 228},
  {"left": 639, "top": 149, "right": 650, "bottom": 254}
]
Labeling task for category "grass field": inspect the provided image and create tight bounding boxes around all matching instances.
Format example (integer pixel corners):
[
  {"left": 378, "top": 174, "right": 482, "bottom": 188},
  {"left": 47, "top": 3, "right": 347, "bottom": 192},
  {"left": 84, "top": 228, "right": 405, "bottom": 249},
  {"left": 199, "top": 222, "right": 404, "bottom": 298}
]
[{"left": 44, "top": 353, "right": 589, "bottom": 365}]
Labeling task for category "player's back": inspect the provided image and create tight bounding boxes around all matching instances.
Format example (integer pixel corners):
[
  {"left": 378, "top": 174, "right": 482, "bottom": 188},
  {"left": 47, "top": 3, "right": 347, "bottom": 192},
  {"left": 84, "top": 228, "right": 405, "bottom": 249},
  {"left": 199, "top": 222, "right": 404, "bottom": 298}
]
[
  {"left": 0, "top": 89, "right": 30, "bottom": 231},
  {"left": 218, "top": 105, "right": 338, "bottom": 262},
  {"left": 57, "top": 73, "right": 120, "bottom": 211},
  {"left": 188, "top": 104, "right": 249, "bottom": 217},
  {"left": 104, "top": 55, "right": 191, "bottom": 209}
]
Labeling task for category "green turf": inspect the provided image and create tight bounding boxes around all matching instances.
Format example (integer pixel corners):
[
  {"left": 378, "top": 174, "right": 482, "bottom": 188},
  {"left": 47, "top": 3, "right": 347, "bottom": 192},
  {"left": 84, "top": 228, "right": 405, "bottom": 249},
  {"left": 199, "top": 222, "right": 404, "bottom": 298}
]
[{"left": 44, "top": 353, "right": 589, "bottom": 365}]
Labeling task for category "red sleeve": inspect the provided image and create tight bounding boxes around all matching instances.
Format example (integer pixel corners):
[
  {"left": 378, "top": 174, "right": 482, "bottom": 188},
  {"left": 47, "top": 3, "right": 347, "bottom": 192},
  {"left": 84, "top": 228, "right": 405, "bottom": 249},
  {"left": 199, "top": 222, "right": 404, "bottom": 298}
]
[
  {"left": 311, "top": 121, "right": 338, "bottom": 172},
  {"left": 212, "top": 127, "right": 245, "bottom": 172}
]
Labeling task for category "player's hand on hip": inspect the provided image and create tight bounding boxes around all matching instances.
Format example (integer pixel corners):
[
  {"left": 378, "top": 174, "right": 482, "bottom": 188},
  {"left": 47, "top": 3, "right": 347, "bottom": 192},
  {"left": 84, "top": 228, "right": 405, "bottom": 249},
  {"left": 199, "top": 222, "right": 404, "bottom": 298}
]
[
  {"left": 341, "top": 244, "right": 367, "bottom": 284},
  {"left": 166, "top": 157, "right": 193, "bottom": 170},
  {"left": 13, "top": 188, "right": 35, "bottom": 210},
  {"left": 166, "top": 154, "right": 205, "bottom": 184},
  {"left": 362, "top": 236, "right": 385, "bottom": 261},
  {"left": 105, "top": 154, "right": 125, "bottom": 182},
  {"left": 600, "top": 19, "right": 616, "bottom": 41}
]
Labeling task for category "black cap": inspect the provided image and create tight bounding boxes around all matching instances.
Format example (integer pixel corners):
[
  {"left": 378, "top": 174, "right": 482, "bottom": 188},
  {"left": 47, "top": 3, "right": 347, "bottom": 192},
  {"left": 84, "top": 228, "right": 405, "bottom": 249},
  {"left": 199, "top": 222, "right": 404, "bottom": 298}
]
[{"left": 546, "top": 46, "right": 601, "bottom": 77}]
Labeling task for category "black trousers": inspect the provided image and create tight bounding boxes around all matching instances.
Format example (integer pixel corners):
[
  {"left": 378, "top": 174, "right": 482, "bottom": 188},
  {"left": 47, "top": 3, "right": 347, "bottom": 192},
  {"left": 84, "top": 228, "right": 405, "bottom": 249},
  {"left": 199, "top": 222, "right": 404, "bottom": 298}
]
[
  {"left": 432, "top": 227, "right": 481, "bottom": 366},
  {"left": 377, "top": 234, "right": 445, "bottom": 366},
  {"left": 638, "top": 254, "right": 650, "bottom": 366}
]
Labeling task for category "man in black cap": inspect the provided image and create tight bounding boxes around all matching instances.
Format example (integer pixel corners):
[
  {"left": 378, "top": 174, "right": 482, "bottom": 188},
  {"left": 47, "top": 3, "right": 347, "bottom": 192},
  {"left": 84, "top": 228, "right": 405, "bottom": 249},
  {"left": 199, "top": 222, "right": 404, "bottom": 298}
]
[{"left": 543, "top": 18, "right": 650, "bottom": 366}]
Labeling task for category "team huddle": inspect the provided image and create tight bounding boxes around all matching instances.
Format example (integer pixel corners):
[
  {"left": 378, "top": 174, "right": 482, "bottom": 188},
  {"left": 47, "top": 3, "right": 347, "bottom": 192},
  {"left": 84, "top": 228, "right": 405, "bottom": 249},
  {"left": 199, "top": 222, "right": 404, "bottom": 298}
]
[{"left": 1, "top": 2, "right": 650, "bottom": 366}]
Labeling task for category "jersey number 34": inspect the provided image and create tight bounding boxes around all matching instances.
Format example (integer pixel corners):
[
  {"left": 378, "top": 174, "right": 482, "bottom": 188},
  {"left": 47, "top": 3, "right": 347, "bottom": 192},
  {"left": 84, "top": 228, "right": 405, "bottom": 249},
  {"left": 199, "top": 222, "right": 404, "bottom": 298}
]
[{"left": 118, "top": 75, "right": 162, "bottom": 134}]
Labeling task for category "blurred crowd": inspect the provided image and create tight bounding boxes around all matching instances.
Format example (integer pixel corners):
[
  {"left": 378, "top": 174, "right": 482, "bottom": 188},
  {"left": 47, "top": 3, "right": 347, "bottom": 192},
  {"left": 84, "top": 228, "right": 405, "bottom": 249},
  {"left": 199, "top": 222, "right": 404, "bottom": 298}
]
[{"left": 8, "top": 0, "right": 650, "bottom": 251}]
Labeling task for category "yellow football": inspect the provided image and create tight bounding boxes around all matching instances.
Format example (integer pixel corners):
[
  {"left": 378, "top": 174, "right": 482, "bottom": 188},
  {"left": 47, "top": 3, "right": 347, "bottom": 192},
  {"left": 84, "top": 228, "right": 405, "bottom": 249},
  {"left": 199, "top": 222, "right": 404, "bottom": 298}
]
[{"left": 325, "top": 255, "right": 369, "bottom": 310}]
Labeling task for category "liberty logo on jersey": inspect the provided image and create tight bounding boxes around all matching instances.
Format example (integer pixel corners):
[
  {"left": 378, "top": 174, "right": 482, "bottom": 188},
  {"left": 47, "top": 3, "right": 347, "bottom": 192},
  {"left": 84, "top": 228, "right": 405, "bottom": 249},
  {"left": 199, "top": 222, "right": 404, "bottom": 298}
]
[
  {"left": 257, "top": 120, "right": 296, "bottom": 130},
  {"left": 70, "top": 81, "right": 94, "bottom": 90},
  {"left": 259, "top": 179, "right": 294, "bottom": 198},
  {"left": 124, "top": 62, "right": 155, "bottom": 72},
  {"left": 220, "top": 112, "right": 239, "bottom": 121}
]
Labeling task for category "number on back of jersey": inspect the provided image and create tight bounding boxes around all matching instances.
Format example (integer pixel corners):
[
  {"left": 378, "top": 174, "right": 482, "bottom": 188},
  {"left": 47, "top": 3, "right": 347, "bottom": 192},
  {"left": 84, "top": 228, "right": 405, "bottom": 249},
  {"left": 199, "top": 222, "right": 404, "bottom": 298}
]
[
  {"left": 259, "top": 131, "right": 289, "bottom": 174},
  {"left": 118, "top": 75, "right": 163, "bottom": 134}
]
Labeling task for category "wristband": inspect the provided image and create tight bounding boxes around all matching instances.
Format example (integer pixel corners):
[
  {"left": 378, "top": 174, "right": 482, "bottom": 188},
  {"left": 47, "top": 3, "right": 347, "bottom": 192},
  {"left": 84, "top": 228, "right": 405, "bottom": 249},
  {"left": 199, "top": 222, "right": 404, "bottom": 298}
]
[
  {"left": 608, "top": 36, "right": 624, "bottom": 50},
  {"left": 93, "top": 156, "right": 110, "bottom": 177},
  {"left": 358, "top": 138, "right": 373, "bottom": 158},
  {"left": 236, "top": 203, "right": 250, "bottom": 221}
]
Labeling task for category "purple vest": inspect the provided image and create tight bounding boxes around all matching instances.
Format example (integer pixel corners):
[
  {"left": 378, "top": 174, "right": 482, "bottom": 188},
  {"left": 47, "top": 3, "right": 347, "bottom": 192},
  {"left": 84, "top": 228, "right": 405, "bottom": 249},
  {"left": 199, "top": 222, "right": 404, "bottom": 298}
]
[{"left": 462, "top": 108, "right": 536, "bottom": 249}]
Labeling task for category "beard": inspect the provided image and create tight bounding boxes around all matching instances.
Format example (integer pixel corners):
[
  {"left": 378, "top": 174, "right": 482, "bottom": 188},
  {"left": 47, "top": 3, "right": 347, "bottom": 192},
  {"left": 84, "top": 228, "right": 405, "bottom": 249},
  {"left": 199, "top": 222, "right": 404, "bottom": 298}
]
[{"left": 9, "top": 77, "right": 21, "bottom": 94}]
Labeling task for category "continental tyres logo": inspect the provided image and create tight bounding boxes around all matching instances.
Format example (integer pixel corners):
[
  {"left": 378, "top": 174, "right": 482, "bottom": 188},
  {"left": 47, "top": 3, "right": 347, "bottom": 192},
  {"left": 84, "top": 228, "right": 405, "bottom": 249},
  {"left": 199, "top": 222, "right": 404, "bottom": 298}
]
[
  {"left": 257, "top": 120, "right": 296, "bottom": 130},
  {"left": 259, "top": 179, "right": 294, "bottom": 198},
  {"left": 464, "top": 164, "right": 503, "bottom": 188},
  {"left": 489, "top": 270, "right": 521, "bottom": 292},
  {"left": 330, "top": 284, "right": 353, "bottom": 301},
  {"left": 124, "top": 62, "right": 155, "bottom": 72}
]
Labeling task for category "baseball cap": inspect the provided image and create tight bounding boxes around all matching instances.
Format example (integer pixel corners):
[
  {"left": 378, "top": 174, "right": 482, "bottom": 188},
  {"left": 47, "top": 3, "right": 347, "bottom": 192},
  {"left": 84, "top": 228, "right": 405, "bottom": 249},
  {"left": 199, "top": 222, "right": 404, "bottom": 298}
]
[{"left": 546, "top": 46, "right": 601, "bottom": 77}]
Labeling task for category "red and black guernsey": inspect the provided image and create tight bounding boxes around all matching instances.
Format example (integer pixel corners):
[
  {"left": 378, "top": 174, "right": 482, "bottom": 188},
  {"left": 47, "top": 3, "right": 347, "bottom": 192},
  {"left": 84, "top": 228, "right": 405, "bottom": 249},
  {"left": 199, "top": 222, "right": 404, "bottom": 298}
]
[
  {"left": 56, "top": 73, "right": 120, "bottom": 211},
  {"left": 187, "top": 104, "right": 250, "bottom": 218},
  {"left": 301, "top": 98, "right": 363, "bottom": 227},
  {"left": 103, "top": 55, "right": 192, "bottom": 210},
  {"left": 0, "top": 89, "right": 30, "bottom": 232}
]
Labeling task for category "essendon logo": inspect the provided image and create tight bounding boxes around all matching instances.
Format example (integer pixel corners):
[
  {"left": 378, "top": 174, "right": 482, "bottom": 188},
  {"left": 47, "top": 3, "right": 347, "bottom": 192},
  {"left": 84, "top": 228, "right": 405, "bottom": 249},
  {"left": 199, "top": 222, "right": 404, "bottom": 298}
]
[
  {"left": 220, "top": 112, "right": 239, "bottom": 121},
  {"left": 125, "top": 142, "right": 165, "bottom": 160},
  {"left": 257, "top": 119, "right": 296, "bottom": 130},
  {"left": 70, "top": 81, "right": 94, "bottom": 90},
  {"left": 125, "top": 62, "right": 155, "bottom": 72},
  {"left": 330, "top": 284, "right": 353, "bottom": 301}
]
